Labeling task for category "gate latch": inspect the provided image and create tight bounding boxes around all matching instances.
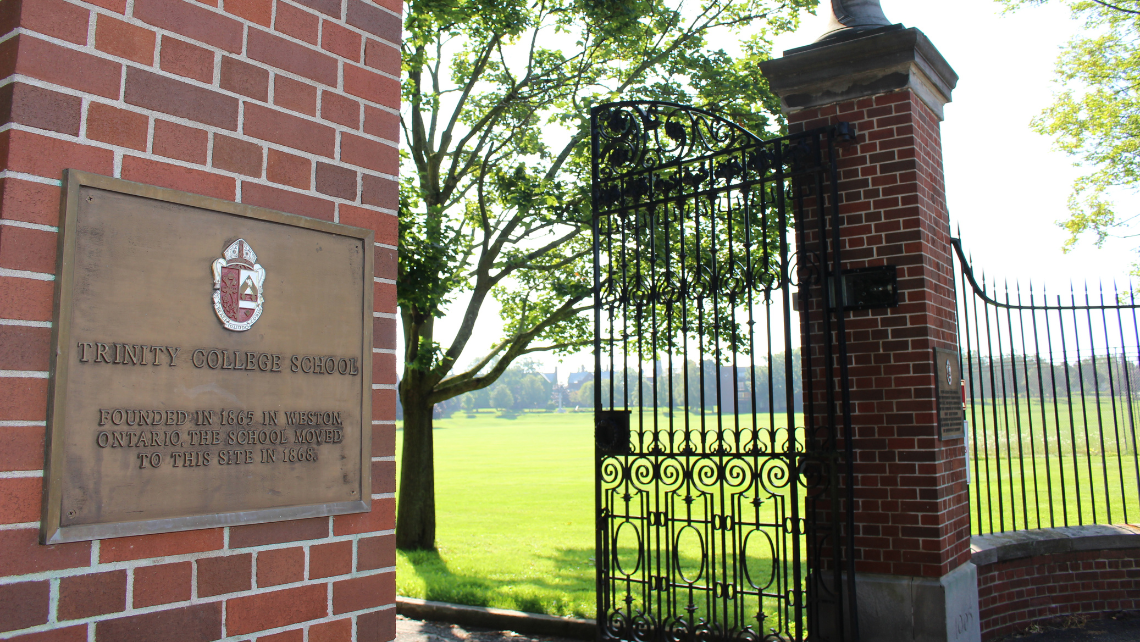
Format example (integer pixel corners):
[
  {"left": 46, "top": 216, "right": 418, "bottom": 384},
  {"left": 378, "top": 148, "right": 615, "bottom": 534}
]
[
  {"left": 828, "top": 265, "right": 898, "bottom": 311},
  {"left": 595, "top": 410, "right": 631, "bottom": 454}
]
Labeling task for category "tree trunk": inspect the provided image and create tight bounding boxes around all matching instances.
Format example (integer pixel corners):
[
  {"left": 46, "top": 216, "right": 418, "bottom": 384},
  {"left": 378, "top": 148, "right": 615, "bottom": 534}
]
[{"left": 396, "top": 387, "right": 436, "bottom": 550}]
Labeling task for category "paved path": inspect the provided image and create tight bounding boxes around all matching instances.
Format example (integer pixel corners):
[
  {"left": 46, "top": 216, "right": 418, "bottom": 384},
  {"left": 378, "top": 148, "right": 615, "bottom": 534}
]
[
  {"left": 1009, "top": 613, "right": 1140, "bottom": 642},
  {"left": 397, "top": 613, "right": 1140, "bottom": 642},
  {"left": 396, "top": 615, "right": 583, "bottom": 642}
]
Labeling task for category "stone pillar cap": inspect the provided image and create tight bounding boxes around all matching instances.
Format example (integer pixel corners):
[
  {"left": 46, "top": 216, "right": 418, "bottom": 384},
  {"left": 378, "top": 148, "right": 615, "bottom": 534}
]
[{"left": 759, "top": 27, "right": 958, "bottom": 120}]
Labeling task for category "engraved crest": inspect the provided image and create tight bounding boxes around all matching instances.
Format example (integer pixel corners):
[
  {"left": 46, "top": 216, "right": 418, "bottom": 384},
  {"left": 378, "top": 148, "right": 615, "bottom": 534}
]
[{"left": 212, "top": 239, "right": 265, "bottom": 331}]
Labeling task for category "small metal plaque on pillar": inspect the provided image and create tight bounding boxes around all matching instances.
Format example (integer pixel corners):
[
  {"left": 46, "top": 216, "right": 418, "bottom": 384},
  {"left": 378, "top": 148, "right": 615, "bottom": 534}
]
[
  {"left": 41, "top": 171, "right": 374, "bottom": 544},
  {"left": 934, "top": 346, "right": 964, "bottom": 440}
]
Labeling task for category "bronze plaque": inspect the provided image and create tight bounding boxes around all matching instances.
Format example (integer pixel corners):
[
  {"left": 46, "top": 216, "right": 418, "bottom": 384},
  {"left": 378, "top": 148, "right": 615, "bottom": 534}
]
[
  {"left": 42, "top": 171, "right": 374, "bottom": 544},
  {"left": 934, "top": 346, "right": 964, "bottom": 440}
]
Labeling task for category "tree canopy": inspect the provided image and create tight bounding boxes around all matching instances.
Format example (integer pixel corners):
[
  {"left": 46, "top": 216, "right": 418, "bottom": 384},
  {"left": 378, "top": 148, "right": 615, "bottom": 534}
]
[
  {"left": 999, "top": 0, "right": 1140, "bottom": 266},
  {"left": 396, "top": 0, "right": 815, "bottom": 549}
]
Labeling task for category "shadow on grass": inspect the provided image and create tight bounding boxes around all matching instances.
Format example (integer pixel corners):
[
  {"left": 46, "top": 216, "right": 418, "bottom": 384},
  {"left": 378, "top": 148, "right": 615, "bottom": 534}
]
[{"left": 401, "top": 547, "right": 596, "bottom": 617}]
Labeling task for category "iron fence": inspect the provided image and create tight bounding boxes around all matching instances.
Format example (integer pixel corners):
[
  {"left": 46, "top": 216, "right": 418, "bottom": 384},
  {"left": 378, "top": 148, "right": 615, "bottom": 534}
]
[{"left": 953, "top": 238, "right": 1140, "bottom": 534}]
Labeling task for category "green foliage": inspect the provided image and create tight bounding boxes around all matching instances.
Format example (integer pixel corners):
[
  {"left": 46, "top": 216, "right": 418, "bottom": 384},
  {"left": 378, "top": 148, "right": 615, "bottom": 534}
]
[
  {"left": 998, "top": 0, "right": 1140, "bottom": 270},
  {"left": 397, "top": 0, "right": 818, "bottom": 549},
  {"left": 399, "top": 0, "right": 817, "bottom": 405}
]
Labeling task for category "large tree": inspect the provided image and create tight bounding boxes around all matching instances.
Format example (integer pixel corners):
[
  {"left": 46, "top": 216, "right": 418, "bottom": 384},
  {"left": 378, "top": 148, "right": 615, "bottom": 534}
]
[
  {"left": 397, "top": 0, "right": 814, "bottom": 550},
  {"left": 1000, "top": 0, "right": 1140, "bottom": 265}
]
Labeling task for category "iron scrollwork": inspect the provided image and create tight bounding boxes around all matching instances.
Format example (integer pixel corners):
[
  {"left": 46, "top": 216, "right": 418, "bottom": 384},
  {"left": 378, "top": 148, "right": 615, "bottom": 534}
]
[{"left": 591, "top": 101, "right": 855, "bottom": 642}]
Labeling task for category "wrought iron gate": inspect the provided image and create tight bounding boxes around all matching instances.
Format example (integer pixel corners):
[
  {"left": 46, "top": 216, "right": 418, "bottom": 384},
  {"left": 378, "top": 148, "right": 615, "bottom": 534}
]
[{"left": 590, "top": 102, "right": 858, "bottom": 642}]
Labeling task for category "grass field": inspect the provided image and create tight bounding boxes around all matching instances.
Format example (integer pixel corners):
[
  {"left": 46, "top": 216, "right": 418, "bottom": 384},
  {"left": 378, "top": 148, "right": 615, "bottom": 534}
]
[
  {"left": 395, "top": 407, "right": 1140, "bottom": 619},
  {"left": 395, "top": 411, "right": 597, "bottom": 618}
]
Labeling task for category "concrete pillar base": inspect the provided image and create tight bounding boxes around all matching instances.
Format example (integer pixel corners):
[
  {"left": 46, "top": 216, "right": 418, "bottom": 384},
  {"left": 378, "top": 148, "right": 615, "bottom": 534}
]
[{"left": 821, "top": 563, "right": 981, "bottom": 642}]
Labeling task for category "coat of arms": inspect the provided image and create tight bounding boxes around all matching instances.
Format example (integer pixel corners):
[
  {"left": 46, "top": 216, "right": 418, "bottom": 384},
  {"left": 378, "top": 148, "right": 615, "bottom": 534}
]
[{"left": 212, "top": 239, "right": 265, "bottom": 331}]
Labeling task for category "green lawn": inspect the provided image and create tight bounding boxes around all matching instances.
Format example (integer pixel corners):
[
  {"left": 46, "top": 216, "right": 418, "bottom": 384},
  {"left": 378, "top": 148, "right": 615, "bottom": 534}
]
[
  {"left": 395, "top": 407, "right": 1140, "bottom": 619},
  {"left": 395, "top": 411, "right": 597, "bottom": 618}
]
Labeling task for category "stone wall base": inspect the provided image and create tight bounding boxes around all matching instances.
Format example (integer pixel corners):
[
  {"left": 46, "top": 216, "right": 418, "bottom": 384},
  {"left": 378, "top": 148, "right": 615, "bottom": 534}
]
[{"left": 820, "top": 563, "right": 981, "bottom": 642}]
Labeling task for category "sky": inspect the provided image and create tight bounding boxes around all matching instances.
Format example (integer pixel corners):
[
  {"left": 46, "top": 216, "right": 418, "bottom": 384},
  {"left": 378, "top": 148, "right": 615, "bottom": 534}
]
[{"left": 401, "top": 0, "right": 1138, "bottom": 385}]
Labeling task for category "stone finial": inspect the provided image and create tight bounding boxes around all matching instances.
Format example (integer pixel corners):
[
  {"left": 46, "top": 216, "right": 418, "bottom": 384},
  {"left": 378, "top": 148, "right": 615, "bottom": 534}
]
[{"left": 818, "top": 0, "right": 893, "bottom": 42}]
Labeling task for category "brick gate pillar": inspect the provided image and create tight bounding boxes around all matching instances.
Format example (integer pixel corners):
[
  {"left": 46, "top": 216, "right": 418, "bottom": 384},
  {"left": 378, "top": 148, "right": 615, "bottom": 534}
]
[{"left": 760, "top": 10, "right": 978, "bottom": 642}]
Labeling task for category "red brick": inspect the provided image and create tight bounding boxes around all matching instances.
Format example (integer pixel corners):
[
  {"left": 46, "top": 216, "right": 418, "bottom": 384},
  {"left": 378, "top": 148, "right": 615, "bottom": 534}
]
[
  {"left": 372, "top": 459, "right": 395, "bottom": 494},
  {"left": 225, "top": 584, "right": 328, "bottom": 636},
  {"left": 372, "top": 387, "right": 396, "bottom": 421},
  {"left": 333, "top": 571, "right": 395, "bottom": 614},
  {"left": 85, "top": 103, "right": 149, "bottom": 151},
  {"left": 364, "top": 39, "right": 400, "bottom": 76},
  {"left": 133, "top": 561, "right": 192, "bottom": 607},
  {"left": 374, "top": 316, "right": 395, "bottom": 350},
  {"left": 373, "top": 0, "right": 403, "bottom": 14},
  {"left": 371, "top": 422, "right": 395, "bottom": 458},
  {"left": 4, "top": 625, "right": 88, "bottom": 642},
  {"left": 0, "top": 378, "right": 48, "bottom": 420},
  {"left": 247, "top": 27, "right": 337, "bottom": 86},
  {"left": 197, "top": 553, "right": 253, "bottom": 597},
  {"left": 363, "top": 105, "right": 399, "bottom": 141},
  {"left": 267, "top": 150, "right": 312, "bottom": 189},
  {"left": 221, "top": 56, "right": 270, "bottom": 101},
  {"left": 259, "top": 630, "right": 304, "bottom": 642},
  {"left": 0, "top": 179, "right": 59, "bottom": 227},
  {"left": 0, "top": 581, "right": 48, "bottom": 633},
  {"left": 161, "top": 36, "right": 215, "bottom": 83},
  {"left": 0, "top": 528, "right": 89, "bottom": 576},
  {"left": 357, "top": 608, "right": 396, "bottom": 642},
  {"left": 19, "top": 0, "right": 89, "bottom": 45},
  {"left": 340, "top": 205, "right": 395, "bottom": 244},
  {"left": 0, "top": 419, "right": 45, "bottom": 470},
  {"left": 274, "top": 75, "right": 318, "bottom": 116},
  {"left": 256, "top": 546, "right": 305, "bottom": 587},
  {"left": 0, "top": 222, "right": 56, "bottom": 275},
  {"left": 153, "top": 120, "right": 209, "bottom": 164},
  {"left": 214, "top": 135, "right": 264, "bottom": 177},
  {"left": 230, "top": 517, "right": 329, "bottom": 547},
  {"left": 310, "top": 618, "right": 352, "bottom": 642},
  {"left": 362, "top": 174, "right": 397, "bottom": 210},
  {"left": 323, "top": 21, "right": 362, "bottom": 61},
  {"left": 7, "top": 35, "right": 122, "bottom": 100},
  {"left": 226, "top": 0, "right": 273, "bottom": 26},
  {"left": 99, "top": 528, "right": 224, "bottom": 562},
  {"left": 333, "top": 497, "right": 394, "bottom": 535},
  {"left": 244, "top": 103, "right": 335, "bottom": 156},
  {"left": 242, "top": 182, "right": 335, "bottom": 220},
  {"left": 95, "top": 14, "right": 156, "bottom": 65},
  {"left": 2, "top": 130, "right": 113, "bottom": 180},
  {"left": 375, "top": 245, "right": 396, "bottom": 280},
  {"left": 346, "top": 0, "right": 400, "bottom": 42},
  {"left": 322, "top": 92, "right": 360, "bottom": 128},
  {"left": 358, "top": 534, "right": 395, "bottom": 571},
  {"left": 371, "top": 351, "right": 396, "bottom": 384},
  {"left": 125, "top": 67, "right": 239, "bottom": 130},
  {"left": 275, "top": 1, "right": 320, "bottom": 44},
  {"left": 58, "top": 570, "right": 127, "bottom": 620},
  {"left": 84, "top": 0, "right": 128, "bottom": 11},
  {"left": 96, "top": 603, "right": 222, "bottom": 642},
  {"left": 134, "top": 0, "right": 243, "bottom": 53},
  {"left": 341, "top": 133, "right": 397, "bottom": 173},
  {"left": 0, "top": 477, "right": 39, "bottom": 524},
  {"left": 292, "top": 0, "right": 341, "bottom": 17},
  {"left": 344, "top": 63, "right": 400, "bottom": 106},
  {"left": 0, "top": 83, "right": 81, "bottom": 136},
  {"left": 309, "top": 540, "right": 352, "bottom": 579},
  {"left": 316, "top": 162, "right": 357, "bottom": 199},
  {"left": 122, "top": 157, "right": 235, "bottom": 200}
]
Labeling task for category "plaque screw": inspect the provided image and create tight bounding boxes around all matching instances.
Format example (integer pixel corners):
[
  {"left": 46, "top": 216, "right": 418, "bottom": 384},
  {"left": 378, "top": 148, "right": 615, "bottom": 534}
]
[{"left": 67, "top": 510, "right": 75, "bottom": 517}]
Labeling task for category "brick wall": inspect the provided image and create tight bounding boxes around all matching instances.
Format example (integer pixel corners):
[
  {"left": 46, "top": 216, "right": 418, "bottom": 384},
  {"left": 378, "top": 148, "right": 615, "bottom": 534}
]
[
  {"left": 792, "top": 89, "right": 971, "bottom": 579},
  {"left": 976, "top": 548, "right": 1140, "bottom": 640},
  {"left": 0, "top": 0, "right": 400, "bottom": 639}
]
